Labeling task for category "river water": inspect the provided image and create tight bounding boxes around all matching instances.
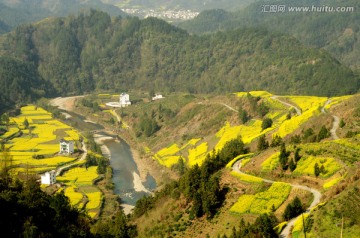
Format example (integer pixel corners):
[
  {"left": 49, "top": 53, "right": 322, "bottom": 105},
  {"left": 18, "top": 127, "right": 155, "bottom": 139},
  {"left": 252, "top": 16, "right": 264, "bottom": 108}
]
[
  {"left": 64, "top": 111, "right": 156, "bottom": 210},
  {"left": 104, "top": 139, "right": 156, "bottom": 206}
]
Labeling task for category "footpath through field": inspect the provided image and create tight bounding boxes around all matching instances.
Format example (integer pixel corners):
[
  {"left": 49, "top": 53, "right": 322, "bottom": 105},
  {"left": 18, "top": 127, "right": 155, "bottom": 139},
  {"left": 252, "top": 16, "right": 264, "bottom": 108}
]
[
  {"left": 322, "top": 99, "right": 340, "bottom": 140},
  {"left": 270, "top": 95, "right": 302, "bottom": 116},
  {"left": 232, "top": 160, "right": 322, "bottom": 238}
]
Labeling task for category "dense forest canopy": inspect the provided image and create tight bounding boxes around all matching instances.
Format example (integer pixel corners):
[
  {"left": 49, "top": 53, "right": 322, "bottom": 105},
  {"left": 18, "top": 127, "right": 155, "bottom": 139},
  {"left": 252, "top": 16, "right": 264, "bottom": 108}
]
[
  {"left": 178, "top": 0, "right": 360, "bottom": 71},
  {"left": 0, "top": 9, "right": 358, "bottom": 105},
  {"left": 0, "top": 56, "right": 54, "bottom": 113}
]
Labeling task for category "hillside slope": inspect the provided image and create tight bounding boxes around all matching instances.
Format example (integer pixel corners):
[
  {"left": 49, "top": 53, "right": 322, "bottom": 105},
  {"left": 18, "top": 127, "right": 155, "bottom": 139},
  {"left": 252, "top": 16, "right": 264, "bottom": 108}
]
[
  {"left": 0, "top": 10, "right": 358, "bottom": 98},
  {"left": 119, "top": 91, "right": 360, "bottom": 237},
  {"left": 178, "top": 0, "right": 360, "bottom": 71}
]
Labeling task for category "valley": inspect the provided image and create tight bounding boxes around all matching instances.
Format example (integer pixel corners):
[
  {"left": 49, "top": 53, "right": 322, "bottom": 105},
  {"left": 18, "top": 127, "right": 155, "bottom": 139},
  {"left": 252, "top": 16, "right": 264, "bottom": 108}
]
[{"left": 0, "top": 3, "right": 359, "bottom": 237}]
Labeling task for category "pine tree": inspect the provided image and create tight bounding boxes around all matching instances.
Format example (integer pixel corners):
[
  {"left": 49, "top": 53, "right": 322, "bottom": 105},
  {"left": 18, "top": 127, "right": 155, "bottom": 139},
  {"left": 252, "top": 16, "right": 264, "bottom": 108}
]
[
  {"left": 279, "top": 143, "right": 289, "bottom": 170},
  {"left": 294, "top": 148, "right": 301, "bottom": 162},
  {"left": 314, "top": 162, "right": 320, "bottom": 177},
  {"left": 289, "top": 159, "right": 296, "bottom": 172},
  {"left": 257, "top": 134, "right": 269, "bottom": 151}
]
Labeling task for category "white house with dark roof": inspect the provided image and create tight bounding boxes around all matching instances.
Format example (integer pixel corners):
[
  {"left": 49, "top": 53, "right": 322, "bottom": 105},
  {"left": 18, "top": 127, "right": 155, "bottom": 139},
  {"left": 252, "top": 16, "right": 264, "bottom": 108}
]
[
  {"left": 59, "top": 139, "right": 74, "bottom": 154},
  {"left": 119, "top": 93, "right": 131, "bottom": 107},
  {"left": 41, "top": 170, "right": 56, "bottom": 185}
]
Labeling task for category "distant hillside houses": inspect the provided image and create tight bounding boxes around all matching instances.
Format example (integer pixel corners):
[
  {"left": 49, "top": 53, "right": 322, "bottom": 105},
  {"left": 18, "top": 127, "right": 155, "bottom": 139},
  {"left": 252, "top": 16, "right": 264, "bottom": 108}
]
[
  {"left": 119, "top": 93, "right": 131, "bottom": 107},
  {"left": 60, "top": 139, "right": 74, "bottom": 154}
]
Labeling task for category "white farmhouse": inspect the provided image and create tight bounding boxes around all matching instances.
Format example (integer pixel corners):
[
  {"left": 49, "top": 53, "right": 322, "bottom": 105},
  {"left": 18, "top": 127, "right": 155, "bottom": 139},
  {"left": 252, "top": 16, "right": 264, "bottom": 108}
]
[
  {"left": 119, "top": 93, "right": 131, "bottom": 107},
  {"left": 152, "top": 94, "right": 164, "bottom": 101},
  {"left": 41, "top": 170, "right": 56, "bottom": 185},
  {"left": 59, "top": 139, "right": 74, "bottom": 154}
]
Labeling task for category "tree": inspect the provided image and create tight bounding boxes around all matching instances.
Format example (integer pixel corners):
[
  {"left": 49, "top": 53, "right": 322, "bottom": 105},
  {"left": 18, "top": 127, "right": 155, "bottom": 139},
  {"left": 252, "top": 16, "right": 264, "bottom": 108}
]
[
  {"left": 317, "top": 125, "right": 330, "bottom": 141},
  {"left": 254, "top": 213, "right": 278, "bottom": 238},
  {"left": 0, "top": 177, "right": 93, "bottom": 237},
  {"left": 257, "top": 134, "right": 269, "bottom": 151},
  {"left": 289, "top": 159, "right": 296, "bottom": 172},
  {"left": 23, "top": 118, "right": 29, "bottom": 129},
  {"left": 1, "top": 113, "right": 10, "bottom": 128},
  {"left": 339, "top": 119, "right": 346, "bottom": 128},
  {"left": 271, "top": 134, "right": 282, "bottom": 147},
  {"left": 294, "top": 148, "right": 301, "bottom": 162},
  {"left": 314, "top": 162, "right": 320, "bottom": 177},
  {"left": 283, "top": 196, "right": 304, "bottom": 220},
  {"left": 261, "top": 118, "right": 273, "bottom": 130},
  {"left": 279, "top": 143, "right": 289, "bottom": 170},
  {"left": 238, "top": 106, "right": 249, "bottom": 124}
]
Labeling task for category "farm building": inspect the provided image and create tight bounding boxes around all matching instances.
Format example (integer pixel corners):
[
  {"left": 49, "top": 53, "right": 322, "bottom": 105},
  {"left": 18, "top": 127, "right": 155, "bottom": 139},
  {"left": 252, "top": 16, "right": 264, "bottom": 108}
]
[
  {"left": 119, "top": 93, "right": 131, "bottom": 107},
  {"left": 152, "top": 94, "right": 164, "bottom": 101},
  {"left": 41, "top": 170, "right": 56, "bottom": 185},
  {"left": 60, "top": 139, "right": 74, "bottom": 154}
]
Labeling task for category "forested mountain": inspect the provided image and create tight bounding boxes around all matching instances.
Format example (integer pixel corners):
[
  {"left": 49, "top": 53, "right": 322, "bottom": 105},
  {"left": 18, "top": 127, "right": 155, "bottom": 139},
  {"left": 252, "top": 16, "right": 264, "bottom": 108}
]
[
  {"left": 0, "top": 57, "right": 54, "bottom": 113},
  {"left": 101, "top": 0, "right": 256, "bottom": 11},
  {"left": 0, "top": 0, "right": 125, "bottom": 33},
  {"left": 0, "top": 10, "right": 358, "bottom": 99},
  {"left": 178, "top": 0, "right": 360, "bottom": 70}
]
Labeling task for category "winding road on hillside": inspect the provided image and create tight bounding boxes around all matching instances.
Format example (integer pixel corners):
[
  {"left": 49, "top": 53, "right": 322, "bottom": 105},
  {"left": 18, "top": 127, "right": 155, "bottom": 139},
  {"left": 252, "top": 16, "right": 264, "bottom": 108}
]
[
  {"left": 270, "top": 96, "right": 302, "bottom": 116},
  {"left": 232, "top": 160, "right": 322, "bottom": 238},
  {"left": 322, "top": 99, "right": 340, "bottom": 140}
]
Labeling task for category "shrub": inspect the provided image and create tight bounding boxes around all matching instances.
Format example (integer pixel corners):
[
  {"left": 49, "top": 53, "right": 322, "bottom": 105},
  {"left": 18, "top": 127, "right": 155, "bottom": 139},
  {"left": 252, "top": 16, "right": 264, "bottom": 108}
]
[{"left": 261, "top": 118, "right": 273, "bottom": 130}]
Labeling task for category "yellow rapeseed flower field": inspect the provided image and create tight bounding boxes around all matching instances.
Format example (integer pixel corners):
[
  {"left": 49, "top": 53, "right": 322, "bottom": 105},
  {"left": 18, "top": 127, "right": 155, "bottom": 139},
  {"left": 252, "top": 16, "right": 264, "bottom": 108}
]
[
  {"left": 230, "top": 171, "right": 263, "bottom": 183},
  {"left": 230, "top": 182, "right": 291, "bottom": 214},
  {"left": 292, "top": 213, "right": 310, "bottom": 238},
  {"left": 261, "top": 152, "right": 280, "bottom": 172},
  {"left": 65, "top": 186, "right": 83, "bottom": 206},
  {"left": 85, "top": 191, "right": 102, "bottom": 210},
  {"left": 293, "top": 156, "right": 341, "bottom": 178},
  {"left": 187, "top": 142, "right": 208, "bottom": 166},
  {"left": 57, "top": 166, "right": 99, "bottom": 186}
]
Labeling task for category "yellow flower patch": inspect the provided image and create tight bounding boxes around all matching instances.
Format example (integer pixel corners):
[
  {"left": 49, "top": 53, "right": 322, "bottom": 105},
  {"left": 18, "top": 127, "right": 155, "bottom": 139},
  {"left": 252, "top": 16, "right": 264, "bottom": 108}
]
[
  {"left": 293, "top": 156, "right": 341, "bottom": 178},
  {"left": 85, "top": 191, "right": 102, "bottom": 210},
  {"left": 65, "top": 186, "right": 83, "bottom": 206},
  {"left": 187, "top": 142, "right": 208, "bottom": 167},
  {"left": 230, "top": 182, "right": 291, "bottom": 214},
  {"left": 261, "top": 152, "right": 280, "bottom": 172}
]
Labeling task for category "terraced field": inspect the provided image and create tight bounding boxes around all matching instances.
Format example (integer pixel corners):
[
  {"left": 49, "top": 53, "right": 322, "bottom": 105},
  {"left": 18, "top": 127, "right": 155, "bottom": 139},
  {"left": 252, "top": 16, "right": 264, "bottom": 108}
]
[{"left": 0, "top": 105, "right": 104, "bottom": 219}]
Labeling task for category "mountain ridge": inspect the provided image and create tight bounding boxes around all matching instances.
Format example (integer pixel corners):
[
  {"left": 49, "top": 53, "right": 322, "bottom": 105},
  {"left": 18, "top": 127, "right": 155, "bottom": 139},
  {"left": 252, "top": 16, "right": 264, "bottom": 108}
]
[{"left": 0, "top": 10, "right": 358, "bottom": 104}]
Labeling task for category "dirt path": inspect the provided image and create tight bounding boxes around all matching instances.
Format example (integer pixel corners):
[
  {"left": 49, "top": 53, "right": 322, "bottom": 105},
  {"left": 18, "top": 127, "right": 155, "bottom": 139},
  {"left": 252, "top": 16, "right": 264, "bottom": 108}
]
[
  {"left": 322, "top": 99, "right": 340, "bottom": 140},
  {"left": 271, "top": 96, "right": 302, "bottom": 116},
  {"left": 219, "top": 103, "right": 238, "bottom": 112},
  {"left": 50, "top": 96, "right": 85, "bottom": 111},
  {"left": 232, "top": 160, "right": 322, "bottom": 238}
]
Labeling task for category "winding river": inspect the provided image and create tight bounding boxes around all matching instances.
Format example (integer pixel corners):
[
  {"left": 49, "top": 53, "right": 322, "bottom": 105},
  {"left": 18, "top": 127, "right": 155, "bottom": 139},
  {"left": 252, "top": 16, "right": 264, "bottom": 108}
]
[
  {"left": 58, "top": 105, "right": 156, "bottom": 213},
  {"left": 104, "top": 139, "right": 156, "bottom": 207}
]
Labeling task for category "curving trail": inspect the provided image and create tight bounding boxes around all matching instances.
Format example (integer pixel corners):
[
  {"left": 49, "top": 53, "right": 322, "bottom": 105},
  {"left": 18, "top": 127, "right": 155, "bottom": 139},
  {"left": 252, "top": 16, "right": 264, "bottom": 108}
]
[
  {"left": 232, "top": 160, "right": 322, "bottom": 238},
  {"left": 271, "top": 95, "right": 302, "bottom": 116},
  {"left": 322, "top": 99, "right": 340, "bottom": 140}
]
